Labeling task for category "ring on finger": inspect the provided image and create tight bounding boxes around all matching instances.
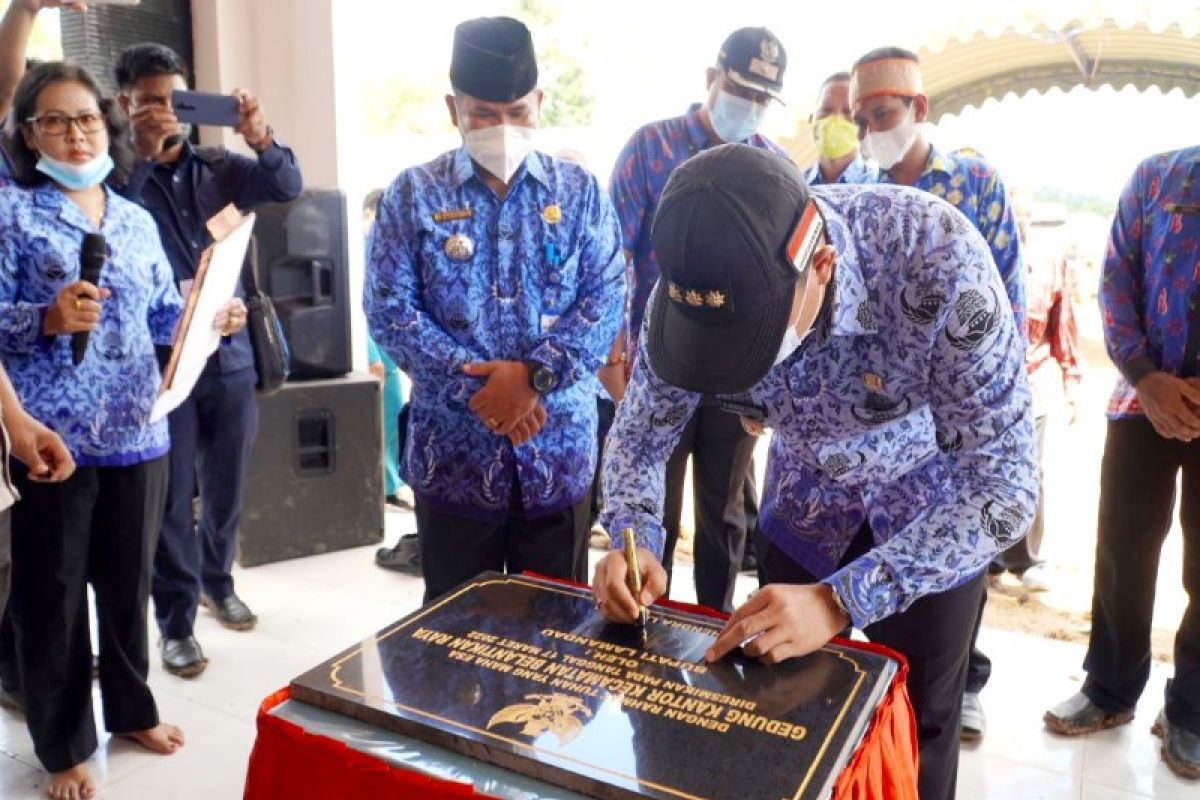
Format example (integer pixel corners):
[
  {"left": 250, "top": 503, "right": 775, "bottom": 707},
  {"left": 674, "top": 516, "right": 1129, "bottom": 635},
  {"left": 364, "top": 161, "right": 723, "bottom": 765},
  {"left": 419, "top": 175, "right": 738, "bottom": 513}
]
[
  {"left": 739, "top": 627, "right": 767, "bottom": 649},
  {"left": 73, "top": 298, "right": 81, "bottom": 311}
]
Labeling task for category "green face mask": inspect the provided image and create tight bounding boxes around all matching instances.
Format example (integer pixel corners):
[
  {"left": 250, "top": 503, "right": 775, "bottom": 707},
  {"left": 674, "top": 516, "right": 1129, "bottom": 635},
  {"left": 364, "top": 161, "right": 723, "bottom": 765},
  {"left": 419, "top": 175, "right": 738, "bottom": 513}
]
[{"left": 813, "top": 115, "right": 859, "bottom": 160}]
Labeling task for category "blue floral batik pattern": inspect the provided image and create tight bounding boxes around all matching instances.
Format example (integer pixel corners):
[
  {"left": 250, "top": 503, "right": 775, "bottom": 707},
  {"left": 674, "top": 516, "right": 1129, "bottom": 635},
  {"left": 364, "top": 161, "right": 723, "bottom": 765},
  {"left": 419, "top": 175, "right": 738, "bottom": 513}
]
[
  {"left": 365, "top": 147, "right": 625, "bottom": 521},
  {"left": 601, "top": 184, "right": 1037, "bottom": 629},
  {"left": 875, "top": 146, "right": 1026, "bottom": 334},
  {"left": 1099, "top": 146, "right": 1200, "bottom": 417},
  {"left": 0, "top": 183, "right": 182, "bottom": 467}
]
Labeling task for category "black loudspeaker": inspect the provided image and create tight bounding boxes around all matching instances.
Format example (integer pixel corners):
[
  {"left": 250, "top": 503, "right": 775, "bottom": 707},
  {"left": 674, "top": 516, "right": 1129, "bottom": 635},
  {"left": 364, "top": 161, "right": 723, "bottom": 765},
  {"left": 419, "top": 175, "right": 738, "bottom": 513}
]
[
  {"left": 252, "top": 190, "right": 353, "bottom": 380},
  {"left": 60, "top": 0, "right": 194, "bottom": 97},
  {"left": 238, "top": 374, "right": 383, "bottom": 567}
]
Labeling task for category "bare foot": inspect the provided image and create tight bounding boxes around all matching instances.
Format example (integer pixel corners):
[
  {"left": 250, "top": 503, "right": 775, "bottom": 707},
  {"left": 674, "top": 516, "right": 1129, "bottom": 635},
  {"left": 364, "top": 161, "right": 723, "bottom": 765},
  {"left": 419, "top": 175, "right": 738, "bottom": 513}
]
[
  {"left": 118, "top": 722, "right": 186, "bottom": 754},
  {"left": 45, "top": 764, "right": 95, "bottom": 800}
]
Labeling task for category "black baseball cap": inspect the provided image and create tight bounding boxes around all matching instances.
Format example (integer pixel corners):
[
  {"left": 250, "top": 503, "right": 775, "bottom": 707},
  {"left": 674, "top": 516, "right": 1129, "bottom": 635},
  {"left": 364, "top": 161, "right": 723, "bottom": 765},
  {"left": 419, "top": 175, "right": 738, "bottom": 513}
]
[
  {"left": 647, "top": 145, "right": 823, "bottom": 395},
  {"left": 718, "top": 27, "right": 787, "bottom": 102}
]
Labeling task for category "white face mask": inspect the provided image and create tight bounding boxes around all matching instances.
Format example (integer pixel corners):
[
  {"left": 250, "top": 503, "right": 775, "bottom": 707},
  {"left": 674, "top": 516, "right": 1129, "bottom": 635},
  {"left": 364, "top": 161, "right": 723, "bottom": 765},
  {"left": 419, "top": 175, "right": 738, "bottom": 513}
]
[
  {"left": 709, "top": 90, "right": 768, "bottom": 143},
  {"left": 462, "top": 124, "right": 536, "bottom": 184},
  {"left": 861, "top": 105, "right": 919, "bottom": 170},
  {"left": 773, "top": 271, "right": 816, "bottom": 366},
  {"left": 773, "top": 320, "right": 810, "bottom": 366}
]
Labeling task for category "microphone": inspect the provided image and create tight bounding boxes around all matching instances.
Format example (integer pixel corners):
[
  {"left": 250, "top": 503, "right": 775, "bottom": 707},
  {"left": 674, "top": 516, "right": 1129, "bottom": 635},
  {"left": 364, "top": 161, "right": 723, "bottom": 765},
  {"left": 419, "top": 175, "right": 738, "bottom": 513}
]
[{"left": 72, "top": 233, "right": 106, "bottom": 366}]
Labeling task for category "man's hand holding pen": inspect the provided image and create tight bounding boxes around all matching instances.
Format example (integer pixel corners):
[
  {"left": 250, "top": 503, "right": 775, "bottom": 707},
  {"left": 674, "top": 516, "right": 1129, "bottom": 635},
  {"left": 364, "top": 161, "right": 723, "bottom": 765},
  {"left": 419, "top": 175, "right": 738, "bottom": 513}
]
[{"left": 592, "top": 532, "right": 667, "bottom": 628}]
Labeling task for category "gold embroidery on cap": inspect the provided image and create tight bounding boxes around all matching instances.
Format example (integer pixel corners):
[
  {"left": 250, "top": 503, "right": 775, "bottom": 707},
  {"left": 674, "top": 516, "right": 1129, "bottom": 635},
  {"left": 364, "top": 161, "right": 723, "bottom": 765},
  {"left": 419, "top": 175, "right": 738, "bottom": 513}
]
[
  {"left": 668, "top": 283, "right": 683, "bottom": 302},
  {"left": 685, "top": 290, "right": 704, "bottom": 307},
  {"left": 705, "top": 290, "right": 726, "bottom": 308}
]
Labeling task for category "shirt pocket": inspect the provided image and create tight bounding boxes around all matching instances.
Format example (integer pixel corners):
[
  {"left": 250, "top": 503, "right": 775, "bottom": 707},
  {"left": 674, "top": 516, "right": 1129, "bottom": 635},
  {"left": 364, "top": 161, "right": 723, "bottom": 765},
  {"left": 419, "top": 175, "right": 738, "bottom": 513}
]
[
  {"left": 94, "top": 254, "right": 152, "bottom": 362},
  {"left": 812, "top": 405, "right": 938, "bottom": 486},
  {"left": 538, "top": 247, "right": 582, "bottom": 318},
  {"left": 24, "top": 243, "right": 72, "bottom": 303},
  {"left": 416, "top": 225, "right": 487, "bottom": 341}
]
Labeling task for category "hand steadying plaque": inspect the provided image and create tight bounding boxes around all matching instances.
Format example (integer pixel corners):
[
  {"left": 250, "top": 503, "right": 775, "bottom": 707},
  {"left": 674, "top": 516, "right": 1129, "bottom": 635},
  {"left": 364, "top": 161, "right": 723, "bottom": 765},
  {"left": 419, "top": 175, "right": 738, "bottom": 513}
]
[{"left": 291, "top": 573, "right": 898, "bottom": 800}]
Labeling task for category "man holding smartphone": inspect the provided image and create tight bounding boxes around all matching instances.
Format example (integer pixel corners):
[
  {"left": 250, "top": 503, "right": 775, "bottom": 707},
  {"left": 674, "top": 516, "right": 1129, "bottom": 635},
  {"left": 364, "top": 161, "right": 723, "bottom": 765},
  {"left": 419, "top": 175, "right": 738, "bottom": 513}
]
[{"left": 115, "top": 43, "right": 303, "bottom": 679}]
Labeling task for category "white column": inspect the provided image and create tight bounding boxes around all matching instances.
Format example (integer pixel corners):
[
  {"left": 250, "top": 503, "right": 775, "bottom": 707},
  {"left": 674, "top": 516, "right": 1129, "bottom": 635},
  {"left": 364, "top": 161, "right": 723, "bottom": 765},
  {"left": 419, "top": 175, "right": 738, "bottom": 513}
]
[{"left": 190, "top": 0, "right": 367, "bottom": 370}]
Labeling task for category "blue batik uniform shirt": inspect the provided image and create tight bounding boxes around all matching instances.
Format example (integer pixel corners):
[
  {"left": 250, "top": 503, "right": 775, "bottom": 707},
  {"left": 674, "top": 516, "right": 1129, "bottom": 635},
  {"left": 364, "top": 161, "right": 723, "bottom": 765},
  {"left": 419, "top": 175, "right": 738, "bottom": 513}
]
[
  {"left": 365, "top": 147, "right": 625, "bottom": 521},
  {"left": 875, "top": 146, "right": 1026, "bottom": 333},
  {"left": 1100, "top": 146, "right": 1200, "bottom": 417},
  {"left": 805, "top": 156, "right": 877, "bottom": 186},
  {"left": 0, "top": 184, "right": 183, "bottom": 466},
  {"left": 601, "top": 184, "right": 1037, "bottom": 628}
]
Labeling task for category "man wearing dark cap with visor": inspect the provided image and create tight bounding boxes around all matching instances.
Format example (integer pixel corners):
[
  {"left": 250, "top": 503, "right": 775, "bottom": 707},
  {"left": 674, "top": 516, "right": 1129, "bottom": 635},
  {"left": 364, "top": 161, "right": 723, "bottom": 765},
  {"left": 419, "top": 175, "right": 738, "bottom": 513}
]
[
  {"left": 594, "top": 145, "right": 1037, "bottom": 800},
  {"left": 609, "top": 26, "right": 788, "bottom": 615},
  {"left": 365, "top": 17, "right": 624, "bottom": 601}
]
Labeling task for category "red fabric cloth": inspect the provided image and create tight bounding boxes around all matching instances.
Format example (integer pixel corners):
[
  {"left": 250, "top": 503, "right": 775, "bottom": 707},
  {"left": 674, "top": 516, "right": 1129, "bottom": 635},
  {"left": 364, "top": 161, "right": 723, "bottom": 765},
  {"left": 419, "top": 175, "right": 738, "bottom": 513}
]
[
  {"left": 245, "top": 687, "right": 490, "bottom": 800},
  {"left": 243, "top": 576, "right": 918, "bottom": 800}
]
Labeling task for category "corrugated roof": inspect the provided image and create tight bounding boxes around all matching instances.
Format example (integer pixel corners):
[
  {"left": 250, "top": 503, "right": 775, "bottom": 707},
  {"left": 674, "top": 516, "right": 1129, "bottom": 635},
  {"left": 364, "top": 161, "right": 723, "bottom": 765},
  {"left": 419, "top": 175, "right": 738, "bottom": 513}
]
[{"left": 786, "top": 12, "right": 1200, "bottom": 168}]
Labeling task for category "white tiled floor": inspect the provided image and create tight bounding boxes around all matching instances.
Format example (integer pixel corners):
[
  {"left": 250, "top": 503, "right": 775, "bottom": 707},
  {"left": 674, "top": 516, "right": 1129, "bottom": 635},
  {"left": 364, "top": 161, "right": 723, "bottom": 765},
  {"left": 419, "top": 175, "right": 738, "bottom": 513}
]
[{"left": 0, "top": 511, "right": 1195, "bottom": 799}]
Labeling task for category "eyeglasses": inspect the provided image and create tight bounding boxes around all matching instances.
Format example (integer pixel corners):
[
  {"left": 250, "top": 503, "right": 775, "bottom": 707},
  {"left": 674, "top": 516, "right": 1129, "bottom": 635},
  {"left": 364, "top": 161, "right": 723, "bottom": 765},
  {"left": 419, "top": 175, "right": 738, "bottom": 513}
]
[{"left": 24, "top": 111, "right": 105, "bottom": 136}]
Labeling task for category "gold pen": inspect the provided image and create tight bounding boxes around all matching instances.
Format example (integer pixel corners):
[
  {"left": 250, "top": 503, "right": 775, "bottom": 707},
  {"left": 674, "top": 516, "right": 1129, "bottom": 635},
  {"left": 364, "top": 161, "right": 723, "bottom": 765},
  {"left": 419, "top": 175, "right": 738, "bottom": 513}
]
[{"left": 622, "top": 529, "right": 649, "bottom": 642}]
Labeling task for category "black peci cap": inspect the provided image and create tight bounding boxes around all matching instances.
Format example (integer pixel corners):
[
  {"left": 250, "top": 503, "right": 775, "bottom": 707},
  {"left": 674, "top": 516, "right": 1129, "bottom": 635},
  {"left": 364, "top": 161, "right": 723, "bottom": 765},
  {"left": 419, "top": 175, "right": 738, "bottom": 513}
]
[
  {"left": 717, "top": 27, "right": 787, "bottom": 102},
  {"left": 449, "top": 17, "right": 538, "bottom": 103},
  {"left": 646, "top": 145, "right": 822, "bottom": 395}
]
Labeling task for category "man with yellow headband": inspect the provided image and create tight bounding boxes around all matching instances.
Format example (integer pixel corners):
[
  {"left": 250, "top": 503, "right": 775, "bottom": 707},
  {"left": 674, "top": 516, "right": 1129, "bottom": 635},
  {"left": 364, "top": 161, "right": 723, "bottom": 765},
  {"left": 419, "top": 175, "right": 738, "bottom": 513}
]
[
  {"left": 806, "top": 72, "right": 876, "bottom": 186},
  {"left": 851, "top": 45, "right": 1026, "bottom": 744}
]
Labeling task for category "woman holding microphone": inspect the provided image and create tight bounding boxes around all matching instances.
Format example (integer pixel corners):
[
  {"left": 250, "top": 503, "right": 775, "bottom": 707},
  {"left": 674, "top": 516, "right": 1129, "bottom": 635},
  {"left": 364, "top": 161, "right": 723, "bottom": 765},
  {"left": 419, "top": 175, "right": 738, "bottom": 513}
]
[{"left": 0, "top": 62, "right": 245, "bottom": 800}]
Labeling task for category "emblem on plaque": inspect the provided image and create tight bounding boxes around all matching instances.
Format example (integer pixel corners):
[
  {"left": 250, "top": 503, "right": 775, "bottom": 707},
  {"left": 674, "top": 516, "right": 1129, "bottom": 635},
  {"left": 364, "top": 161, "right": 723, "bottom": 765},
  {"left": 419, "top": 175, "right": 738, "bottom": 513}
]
[
  {"left": 486, "top": 693, "right": 593, "bottom": 747},
  {"left": 444, "top": 233, "right": 475, "bottom": 261}
]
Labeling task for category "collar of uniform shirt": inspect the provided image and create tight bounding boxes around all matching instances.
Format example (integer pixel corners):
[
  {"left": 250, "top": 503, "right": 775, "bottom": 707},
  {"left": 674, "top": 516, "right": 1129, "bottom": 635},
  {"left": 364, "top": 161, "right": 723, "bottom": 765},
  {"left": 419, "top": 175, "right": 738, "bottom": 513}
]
[
  {"left": 923, "top": 145, "right": 955, "bottom": 180},
  {"left": 883, "top": 143, "right": 952, "bottom": 184},
  {"left": 149, "top": 139, "right": 197, "bottom": 175},
  {"left": 449, "top": 144, "right": 549, "bottom": 191},
  {"left": 814, "top": 195, "right": 877, "bottom": 340},
  {"left": 32, "top": 181, "right": 114, "bottom": 234}
]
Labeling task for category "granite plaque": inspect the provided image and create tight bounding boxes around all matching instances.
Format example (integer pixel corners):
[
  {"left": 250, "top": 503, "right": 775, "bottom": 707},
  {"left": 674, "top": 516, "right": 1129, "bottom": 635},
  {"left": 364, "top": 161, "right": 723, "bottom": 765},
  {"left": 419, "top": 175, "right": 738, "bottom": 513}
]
[{"left": 291, "top": 573, "right": 898, "bottom": 800}]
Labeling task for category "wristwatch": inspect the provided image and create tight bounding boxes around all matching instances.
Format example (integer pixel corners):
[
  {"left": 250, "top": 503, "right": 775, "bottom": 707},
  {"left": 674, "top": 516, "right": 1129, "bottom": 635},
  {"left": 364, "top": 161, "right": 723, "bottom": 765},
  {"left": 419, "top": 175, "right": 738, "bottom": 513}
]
[{"left": 525, "top": 361, "right": 557, "bottom": 394}]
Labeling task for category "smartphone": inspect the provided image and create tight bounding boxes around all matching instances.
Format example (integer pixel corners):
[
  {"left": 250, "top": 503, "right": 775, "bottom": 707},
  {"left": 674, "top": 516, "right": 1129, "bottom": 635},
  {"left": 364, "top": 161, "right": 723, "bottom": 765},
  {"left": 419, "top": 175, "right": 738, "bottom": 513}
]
[{"left": 172, "top": 90, "right": 241, "bottom": 127}]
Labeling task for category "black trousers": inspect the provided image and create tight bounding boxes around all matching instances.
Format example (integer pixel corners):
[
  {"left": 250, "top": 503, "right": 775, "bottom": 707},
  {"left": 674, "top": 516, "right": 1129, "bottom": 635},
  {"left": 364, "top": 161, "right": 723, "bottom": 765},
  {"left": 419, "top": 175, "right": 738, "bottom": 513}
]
[
  {"left": 416, "top": 480, "right": 591, "bottom": 603},
  {"left": 756, "top": 524, "right": 984, "bottom": 800},
  {"left": 590, "top": 397, "right": 617, "bottom": 526},
  {"left": 662, "top": 406, "right": 758, "bottom": 612},
  {"left": 0, "top": 508, "right": 10, "bottom": 622},
  {"left": 964, "top": 413, "right": 1047, "bottom": 695},
  {"left": 153, "top": 364, "right": 258, "bottom": 639},
  {"left": 1082, "top": 417, "right": 1200, "bottom": 735},
  {"left": 8, "top": 458, "right": 167, "bottom": 772}
]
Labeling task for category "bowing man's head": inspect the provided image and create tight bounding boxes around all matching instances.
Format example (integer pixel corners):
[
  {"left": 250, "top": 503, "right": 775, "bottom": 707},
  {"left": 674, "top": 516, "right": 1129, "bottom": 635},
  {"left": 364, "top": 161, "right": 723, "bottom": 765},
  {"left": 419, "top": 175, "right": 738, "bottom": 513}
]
[{"left": 645, "top": 145, "right": 836, "bottom": 395}]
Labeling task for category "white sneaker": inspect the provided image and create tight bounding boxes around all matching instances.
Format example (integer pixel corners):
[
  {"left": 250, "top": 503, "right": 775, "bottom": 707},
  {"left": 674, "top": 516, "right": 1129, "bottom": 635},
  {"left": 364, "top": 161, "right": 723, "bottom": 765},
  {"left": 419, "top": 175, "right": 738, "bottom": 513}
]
[
  {"left": 1020, "top": 565, "right": 1050, "bottom": 592},
  {"left": 961, "top": 692, "right": 986, "bottom": 742}
]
